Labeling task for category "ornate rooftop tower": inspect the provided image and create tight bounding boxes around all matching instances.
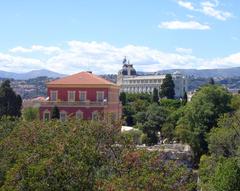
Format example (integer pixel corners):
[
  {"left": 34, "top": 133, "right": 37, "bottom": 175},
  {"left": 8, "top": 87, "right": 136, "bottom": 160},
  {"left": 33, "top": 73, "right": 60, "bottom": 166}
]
[{"left": 117, "top": 57, "right": 137, "bottom": 85}]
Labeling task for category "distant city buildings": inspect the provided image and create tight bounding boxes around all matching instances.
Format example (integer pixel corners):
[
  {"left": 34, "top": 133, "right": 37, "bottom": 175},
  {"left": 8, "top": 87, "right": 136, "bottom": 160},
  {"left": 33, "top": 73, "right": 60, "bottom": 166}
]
[{"left": 117, "top": 58, "right": 188, "bottom": 98}]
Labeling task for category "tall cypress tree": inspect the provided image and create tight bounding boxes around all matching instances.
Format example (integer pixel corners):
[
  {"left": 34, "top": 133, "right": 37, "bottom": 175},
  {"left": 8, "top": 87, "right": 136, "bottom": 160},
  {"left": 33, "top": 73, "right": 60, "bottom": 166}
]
[
  {"left": 152, "top": 88, "right": 159, "bottom": 103},
  {"left": 119, "top": 92, "right": 127, "bottom": 106},
  {"left": 209, "top": 77, "right": 215, "bottom": 85},
  {"left": 51, "top": 106, "right": 60, "bottom": 119},
  {"left": 182, "top": 91, "right": 188, "bottom": 105},
  {"left": 160, "top": 74, "right": 175, "bottom": 99},
  {"left": 0, "top": 80, "right": 22, "bottom": 117}
]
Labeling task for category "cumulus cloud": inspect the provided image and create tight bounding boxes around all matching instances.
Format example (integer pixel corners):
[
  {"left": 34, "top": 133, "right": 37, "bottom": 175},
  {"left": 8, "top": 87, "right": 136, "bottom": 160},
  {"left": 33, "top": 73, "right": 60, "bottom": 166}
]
[
  {"left": 0, "top": 53, "right": 45, "bottom": 72},
  {"left": 10, "top": 45, "right": 62, "bottom": 55},
  {"left": 1, "top": 41, "right": 240, "bottom": 74},
  {"left": 177, "top": 0, "right": 195, "bottom": 10},
  {"left": 176, "top": 0, "right": 232, "bottom": 21},
  {"left": 158, "top": 21, "right": 210, "bottom": 30},
  {"left": 200, "top": 1, "right": 232, "bottom": 21}
]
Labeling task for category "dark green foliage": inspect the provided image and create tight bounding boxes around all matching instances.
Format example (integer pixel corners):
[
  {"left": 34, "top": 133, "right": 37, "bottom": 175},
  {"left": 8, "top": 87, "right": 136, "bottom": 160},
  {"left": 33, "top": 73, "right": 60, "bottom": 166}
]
[
  {"left": 51, "top": 105, "right": 60, "bottom": 119},
  {"left": 209, "top": 77, "right": 215, "bottom": 85},
  {"left": 176, "top": 85, "right": 232, "bottom": 163},
  {"left": 152, "top": 88, "right": 159, "bottom": 103},
  {"left": 122, "top": 105, "right": 135, "bottom": 126},
  {"left": 0, "top": 80, "right": 22, "bottom": 118},
  {"left": 135, "top": 103, "right": 168, "bottom": 145},
  {"left": 122, "top": 93, "right": 151, "bottom": 126},
  {"left": 159, "top": 98, "right": 182, "bottom": 110},
  {"left": 0, "top": 119, "right": 195, "bottom": 190},
  {"left": 199, "top": 156, "right": 240, "bottom": 191},
  {"left": 199, "top": 108, "right": 240, "bottom": 191},
  {"left": 182, "top": 91, "right": 188, "bottom": 105},
  {"left": 119, "top": 92, "right": 127, "bottom": 105},
  {"left": 208, "top": 113, "right": 240, "bottom": 157},
  {"left": 160, "top": 74, "right": 175, "bottom": 99}
]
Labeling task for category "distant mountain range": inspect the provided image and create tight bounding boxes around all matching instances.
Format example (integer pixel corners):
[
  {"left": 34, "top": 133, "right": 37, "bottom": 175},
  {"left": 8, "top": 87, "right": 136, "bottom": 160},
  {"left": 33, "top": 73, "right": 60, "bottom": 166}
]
[
  {"left": 149, "top": 67, "right": 240, "bottom": 78},
  {"left": 0, "top": 69, "right": 66, "bottom": 80},
  {"left": 1, "top": 67, "right": 240, "bottom": 80}
]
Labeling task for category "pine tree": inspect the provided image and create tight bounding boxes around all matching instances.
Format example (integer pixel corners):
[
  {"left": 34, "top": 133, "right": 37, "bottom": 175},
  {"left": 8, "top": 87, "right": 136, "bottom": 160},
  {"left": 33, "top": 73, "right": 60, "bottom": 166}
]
[
  {"left": 0, "top": 80, "right": 22, "bottom": 118},
  {"left": 51, "top": 106, "right": 60, "bottom": 119},
  {"left": 182, "top": 91, "right": 188, "bottom": 105},
  {"left": 160, "top": 74, "right": 175, "bottom": 99},
  {"left": 152, "top": 88, "right": 159, "bottom": 103},
  {"left": 119, "top": 92, "right": 127, "bottom": 105},
  {"left": 209, "top": 78, "right": 215, "bottom": 85}
]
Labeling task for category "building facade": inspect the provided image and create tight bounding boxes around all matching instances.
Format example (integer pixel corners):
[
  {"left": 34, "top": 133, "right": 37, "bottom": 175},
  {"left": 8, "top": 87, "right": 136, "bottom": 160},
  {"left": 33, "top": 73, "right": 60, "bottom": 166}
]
[
  {"left": 117, "top": 60, "right": 188, "bottom": 98},
  {"left": 40, "top": 71, "right": 122, "bottom": 121}
]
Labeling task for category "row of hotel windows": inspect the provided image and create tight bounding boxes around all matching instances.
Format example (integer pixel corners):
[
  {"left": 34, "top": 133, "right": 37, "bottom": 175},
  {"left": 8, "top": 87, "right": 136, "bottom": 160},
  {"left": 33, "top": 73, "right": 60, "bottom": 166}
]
[
  {"left": 123, "top": 86, "right": 160, "bottom": 93},
  {"left": 43, "top": 110, "right": 99, "bottom": 121},
  {"left": 123, "top": 79, "right": 163, "bottom": 84},
  {"left": 50, "top": 91, "right": 105, "bottom": 102}
]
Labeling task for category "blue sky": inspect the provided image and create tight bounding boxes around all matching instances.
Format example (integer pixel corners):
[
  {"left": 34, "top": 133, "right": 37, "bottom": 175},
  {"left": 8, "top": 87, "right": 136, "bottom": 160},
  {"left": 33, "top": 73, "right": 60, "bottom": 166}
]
[{"left": 0, "top": 0, "right": 239, "bottom": 74}]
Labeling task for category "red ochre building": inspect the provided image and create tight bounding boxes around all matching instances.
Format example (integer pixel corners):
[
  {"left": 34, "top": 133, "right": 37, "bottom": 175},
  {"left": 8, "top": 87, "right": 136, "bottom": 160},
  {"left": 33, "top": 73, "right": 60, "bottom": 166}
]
[{"left": 39, "top": 71, "right": 122, "bottom": 121}]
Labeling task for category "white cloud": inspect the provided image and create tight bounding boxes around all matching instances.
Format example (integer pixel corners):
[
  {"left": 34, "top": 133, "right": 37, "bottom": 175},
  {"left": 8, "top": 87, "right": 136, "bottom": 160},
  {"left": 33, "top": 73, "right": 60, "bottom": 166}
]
[
  {"left": 176, "top": 48, "right": 192, "bottom": 54},
  {"left": 0, "top": 53, "right": 44, "bottom": 72},
  {"left": 176, "top": 0, "right": 232, "bottom": 21},
  {"left": 10, "top": 45, "right": 62, "bottom": 55},
  {"left": 200, "top": 1, "right": 232, "bottom": 21},
  {"left": 1, "top": 41, "right": 240, "bottom": 74},
  {"left": 158, "top": 21, "right": 210, "bottom": 30},
  {"left": 177, "top": 1, "right": 195, "bottom": 10}
]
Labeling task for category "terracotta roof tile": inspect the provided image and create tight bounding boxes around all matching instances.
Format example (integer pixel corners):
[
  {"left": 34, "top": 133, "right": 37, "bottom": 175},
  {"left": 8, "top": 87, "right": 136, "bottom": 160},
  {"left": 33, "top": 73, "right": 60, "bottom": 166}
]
[{"left": 47, "top": 72, "right": 116, "bottom": 86}]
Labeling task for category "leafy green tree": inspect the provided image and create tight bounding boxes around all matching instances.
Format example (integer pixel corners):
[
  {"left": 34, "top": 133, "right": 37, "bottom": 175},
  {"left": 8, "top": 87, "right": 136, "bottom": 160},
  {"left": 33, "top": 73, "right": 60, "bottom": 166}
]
[
  {"left": 0, "top": 80, "right": 22, "bottom": 118},
  {"left": 119, "top": 92, "right": 127, "bottom": 105},
  {"left": 199, "top": 156, "right": 240, "bottom": 191},
  {"left": 159, "top": 98, "right": 182, "bottom": 110},
  {"left": 136, "top": 103, "right": 167, "bottom": 145},
  {"left": 212, "top": 157, "right": 240, "bottom": 191},
  {"left": 231, "top": 94, "right": 240, "bottom": 110},
  {"left": 152, "top": 88, "right": 159, "bottom": 103},
  {"left": 22, "top": 107, "right": 39, "bottom": 121},
  {"left": 160, "top": 74, "right": 175, "bottom": 99},
  {"left": 51, "top": 105, "right": 60, "bottom": 119},
  {"left": 176, "top": 85, "right": 232, "bottom": 163}
]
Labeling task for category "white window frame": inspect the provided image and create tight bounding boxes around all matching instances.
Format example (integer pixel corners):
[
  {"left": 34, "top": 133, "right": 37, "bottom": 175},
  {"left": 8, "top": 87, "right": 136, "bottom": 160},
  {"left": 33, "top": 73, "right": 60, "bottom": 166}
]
[
  {"left": 76, "top": 110, "right": 83, "bottom": 119},
  {"left": 96, "top": 91, "right": 104, "bottom": 102},
  {"left": 79, "top": 91, "right": 87, "bottom": 102},
  {"left": 43, "top": 110, "right": 50, "bottom": 121},
  {"left": 68, "top": 91, "right": 76, "bottom": 102},
  {"left": 60, "top": 111, "right": 67, "bottom": 121},
  {"left": 50, "top": 90, "right": 58, "bottom": 101}
]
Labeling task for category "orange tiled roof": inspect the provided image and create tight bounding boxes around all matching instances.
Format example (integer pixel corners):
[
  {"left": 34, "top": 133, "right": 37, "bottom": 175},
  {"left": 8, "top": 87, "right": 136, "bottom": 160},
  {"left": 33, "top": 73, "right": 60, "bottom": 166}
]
[{"left": 47, "top": 72, "right": 116, "bottom": 86}]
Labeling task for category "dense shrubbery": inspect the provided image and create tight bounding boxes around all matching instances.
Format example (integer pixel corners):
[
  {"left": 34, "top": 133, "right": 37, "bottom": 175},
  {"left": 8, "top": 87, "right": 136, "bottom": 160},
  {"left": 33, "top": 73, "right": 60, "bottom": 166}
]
[{"left": 0, "top": 119, "right": 196, "bottom": 190}]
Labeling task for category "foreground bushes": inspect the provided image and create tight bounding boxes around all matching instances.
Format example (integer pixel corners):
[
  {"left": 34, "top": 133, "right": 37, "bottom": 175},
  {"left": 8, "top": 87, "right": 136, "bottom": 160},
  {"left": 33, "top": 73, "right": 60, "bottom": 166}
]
[{"left": 0, "top": 119, "right": 196, "bottom": 190}]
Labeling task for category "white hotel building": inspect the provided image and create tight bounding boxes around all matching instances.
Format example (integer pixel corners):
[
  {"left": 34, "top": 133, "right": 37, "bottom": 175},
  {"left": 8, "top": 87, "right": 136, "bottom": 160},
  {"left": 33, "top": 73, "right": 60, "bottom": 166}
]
[{"left": 117, "top": 60, "right": 188, "bottom": 98}]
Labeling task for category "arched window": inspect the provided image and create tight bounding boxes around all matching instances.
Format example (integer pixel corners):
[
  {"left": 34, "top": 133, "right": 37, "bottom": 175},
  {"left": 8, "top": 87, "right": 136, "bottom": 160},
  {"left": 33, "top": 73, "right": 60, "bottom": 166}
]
[
  {"left": 92, "top": 111, "right": 99, "bottom": 120},
  {"left": 60, "top": 110, "right": 67, "bottom": 121},
  {"left": 76, "top": 110, "right": 83, "bottom": 120},
  {"left": 43, "top": 110, "right": 50, "bottom": 121}
]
